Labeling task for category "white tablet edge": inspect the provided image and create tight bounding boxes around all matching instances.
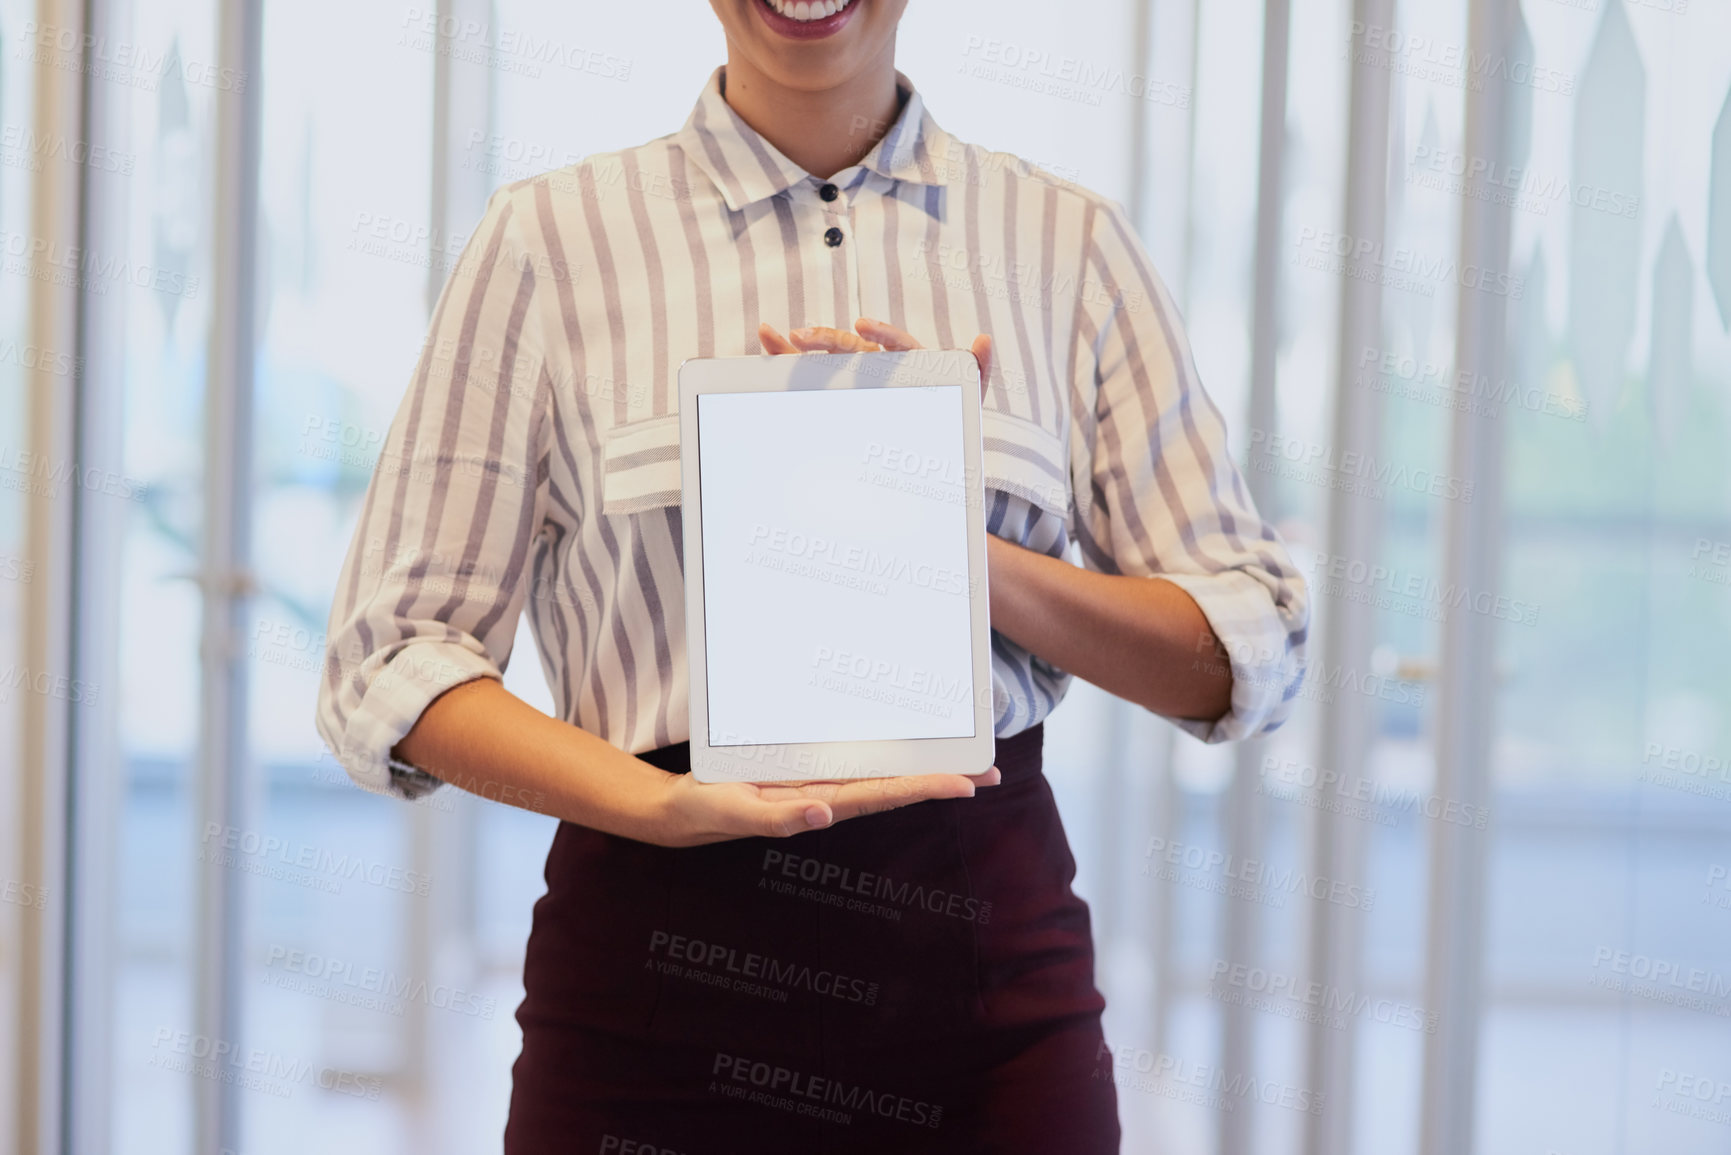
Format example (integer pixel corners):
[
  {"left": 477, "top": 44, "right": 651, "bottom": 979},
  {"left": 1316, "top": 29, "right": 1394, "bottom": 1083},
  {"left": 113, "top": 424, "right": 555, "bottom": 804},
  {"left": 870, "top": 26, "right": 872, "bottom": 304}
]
[{"left": 678, "top": 349, "right": 995, "bottom": 784}]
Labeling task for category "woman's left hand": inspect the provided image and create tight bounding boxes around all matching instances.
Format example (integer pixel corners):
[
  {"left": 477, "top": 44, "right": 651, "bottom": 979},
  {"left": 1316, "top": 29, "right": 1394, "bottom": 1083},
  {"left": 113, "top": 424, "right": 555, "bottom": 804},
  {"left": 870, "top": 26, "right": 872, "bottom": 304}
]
[{"left": 758, "top": 318, "right": 992, "bottom": 395}]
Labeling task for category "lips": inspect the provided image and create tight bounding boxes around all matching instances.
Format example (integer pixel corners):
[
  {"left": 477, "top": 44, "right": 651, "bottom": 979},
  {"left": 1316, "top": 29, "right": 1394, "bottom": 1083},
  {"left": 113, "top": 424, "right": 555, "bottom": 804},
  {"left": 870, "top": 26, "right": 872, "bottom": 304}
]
[{"left": 753, "top": 0, "right": 860, "bottom": 40}]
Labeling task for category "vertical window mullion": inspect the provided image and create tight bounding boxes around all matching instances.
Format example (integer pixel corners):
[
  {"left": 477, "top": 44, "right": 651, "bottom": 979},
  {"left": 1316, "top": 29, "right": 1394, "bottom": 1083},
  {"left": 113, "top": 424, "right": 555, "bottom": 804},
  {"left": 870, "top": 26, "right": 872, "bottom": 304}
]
[
  {"left": 1218, "top": 3, "right": 1290, "bottom": 1153},
  {"left": 1302, "top": 0, "right": 1397, "bottom": 1152},
  {"left": 192, "top": 2, "right": 264, "bottom": 1153},
  {"left": 1416, "top": 0, "right": 1517, "bottom": 1150}
]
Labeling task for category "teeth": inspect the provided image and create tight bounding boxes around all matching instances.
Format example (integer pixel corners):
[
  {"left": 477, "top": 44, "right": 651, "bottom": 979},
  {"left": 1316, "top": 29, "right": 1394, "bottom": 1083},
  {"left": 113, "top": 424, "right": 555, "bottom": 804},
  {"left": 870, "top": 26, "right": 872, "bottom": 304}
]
[{"left": 768, "top": 0, "right": 850, "bottom": 21}]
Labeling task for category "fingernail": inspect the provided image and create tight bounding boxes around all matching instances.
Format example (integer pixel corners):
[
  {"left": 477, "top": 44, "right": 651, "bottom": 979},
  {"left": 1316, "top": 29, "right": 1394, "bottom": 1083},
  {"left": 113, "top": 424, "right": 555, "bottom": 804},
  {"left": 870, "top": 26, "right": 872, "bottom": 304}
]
[
  {"left": 805, "top": 805, "right": 831, "bottom": 829},
  {"left": 790, "top": 327, "right": 812, "bottom": 339}
]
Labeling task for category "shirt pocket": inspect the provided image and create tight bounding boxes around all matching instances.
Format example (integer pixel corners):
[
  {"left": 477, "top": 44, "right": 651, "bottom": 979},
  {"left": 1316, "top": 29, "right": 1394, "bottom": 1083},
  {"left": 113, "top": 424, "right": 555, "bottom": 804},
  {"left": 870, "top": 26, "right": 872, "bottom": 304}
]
[
  {"left": 600, "top": 412, "right": 682, "bottom": 515},
  {"left": 981, "top": 408, "right": 1070, "bottom": 518}
]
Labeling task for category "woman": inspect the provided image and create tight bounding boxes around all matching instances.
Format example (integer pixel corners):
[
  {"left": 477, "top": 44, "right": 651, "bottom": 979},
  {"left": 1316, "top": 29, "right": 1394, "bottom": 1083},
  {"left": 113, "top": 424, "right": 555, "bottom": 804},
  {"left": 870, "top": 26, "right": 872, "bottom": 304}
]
[{"left": 316, "top": 0, "right": 1308, "bottom": 1150}]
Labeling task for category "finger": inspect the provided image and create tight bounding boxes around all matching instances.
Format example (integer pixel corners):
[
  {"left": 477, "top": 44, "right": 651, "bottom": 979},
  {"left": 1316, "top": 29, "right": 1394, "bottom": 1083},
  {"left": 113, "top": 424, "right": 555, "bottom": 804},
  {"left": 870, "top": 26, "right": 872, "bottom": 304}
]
[
  {"left": 822, "top": 773, "right": 981, "bottom": 822},
  {"left": 789, "top": 325, "right": 881, "bottom": 354},
  {"left": 854, "top": 317, "right": 923, "bottom": 352},
  {"left": 970, "top": 334, "right": 994, "bottom": 399},
  {"left": 759, "top": 766, "right": 999, "bottom": 802},
  {"left": 758, "top": 322, "right": 801, "bottom": 355}
]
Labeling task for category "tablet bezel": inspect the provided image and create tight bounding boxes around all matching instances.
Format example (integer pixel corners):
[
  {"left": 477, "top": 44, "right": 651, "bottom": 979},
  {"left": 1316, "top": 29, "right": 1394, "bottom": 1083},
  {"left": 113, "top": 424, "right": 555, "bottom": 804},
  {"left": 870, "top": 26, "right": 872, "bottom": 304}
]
[{"left": 678, "top": 349, "right": 995, "bottom": 784}]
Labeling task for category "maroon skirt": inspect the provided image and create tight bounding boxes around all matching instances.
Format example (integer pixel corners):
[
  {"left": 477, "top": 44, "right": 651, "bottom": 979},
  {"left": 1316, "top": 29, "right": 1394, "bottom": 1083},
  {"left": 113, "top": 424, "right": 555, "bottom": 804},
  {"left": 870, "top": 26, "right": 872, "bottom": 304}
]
[{"left": 504, "top": 723, "right": 1119, "bottom": 1153}]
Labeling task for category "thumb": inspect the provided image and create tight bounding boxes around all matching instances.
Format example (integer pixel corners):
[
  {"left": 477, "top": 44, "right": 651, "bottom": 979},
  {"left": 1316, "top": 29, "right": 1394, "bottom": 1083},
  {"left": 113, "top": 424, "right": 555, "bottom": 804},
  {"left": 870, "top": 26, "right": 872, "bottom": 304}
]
[{"left": 970, "top": 334, "right": 993, "bottom": 400}]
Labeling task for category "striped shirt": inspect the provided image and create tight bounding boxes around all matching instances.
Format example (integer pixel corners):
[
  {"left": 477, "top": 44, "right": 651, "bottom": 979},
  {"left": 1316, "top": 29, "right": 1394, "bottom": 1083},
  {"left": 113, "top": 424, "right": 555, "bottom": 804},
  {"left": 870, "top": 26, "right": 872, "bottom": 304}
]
[{"left": 315, "top": 66, "right": 1310, "bottom": 799}]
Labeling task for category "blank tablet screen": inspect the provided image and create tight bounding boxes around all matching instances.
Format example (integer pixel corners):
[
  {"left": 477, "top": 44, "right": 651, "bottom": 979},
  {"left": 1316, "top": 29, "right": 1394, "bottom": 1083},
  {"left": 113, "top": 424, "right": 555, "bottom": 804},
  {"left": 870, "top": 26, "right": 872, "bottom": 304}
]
[{"left": 696, "top": 386, "right": 978, "bottom": 746}]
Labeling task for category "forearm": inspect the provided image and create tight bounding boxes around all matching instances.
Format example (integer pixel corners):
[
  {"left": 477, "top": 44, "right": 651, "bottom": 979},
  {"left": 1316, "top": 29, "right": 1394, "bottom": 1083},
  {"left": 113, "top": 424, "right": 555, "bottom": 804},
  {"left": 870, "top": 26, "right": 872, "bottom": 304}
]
[
  {"left": 392, "top": 676, "right": 678, "bottom": 840},
  {"left": 986, "top": 535, "right": 1232, "bottom": 722}
]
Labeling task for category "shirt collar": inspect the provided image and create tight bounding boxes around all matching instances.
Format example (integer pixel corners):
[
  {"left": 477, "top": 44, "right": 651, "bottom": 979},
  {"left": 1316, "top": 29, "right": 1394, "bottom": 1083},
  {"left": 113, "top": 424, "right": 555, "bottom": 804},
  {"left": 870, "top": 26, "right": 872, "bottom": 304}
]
[{"left": 676, "top": 66, "right": 952, "bottom": 212}]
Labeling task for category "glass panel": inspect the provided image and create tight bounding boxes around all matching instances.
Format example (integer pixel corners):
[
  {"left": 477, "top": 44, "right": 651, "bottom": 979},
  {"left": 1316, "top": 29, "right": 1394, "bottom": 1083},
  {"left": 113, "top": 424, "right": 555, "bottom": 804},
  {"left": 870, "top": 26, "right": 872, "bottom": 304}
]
[
  {"left": 1117, "top": 1, "right": 1270, "bottom": 1153},
  {"left": 239, "top": 3, "right": 436, "bottom": 1151},
  {"left": 1481, "top": 3, "right": 1731, "bottom": 1153},
  {"left": 67, "top": 2, "right": 225, "bottom": 1151}
]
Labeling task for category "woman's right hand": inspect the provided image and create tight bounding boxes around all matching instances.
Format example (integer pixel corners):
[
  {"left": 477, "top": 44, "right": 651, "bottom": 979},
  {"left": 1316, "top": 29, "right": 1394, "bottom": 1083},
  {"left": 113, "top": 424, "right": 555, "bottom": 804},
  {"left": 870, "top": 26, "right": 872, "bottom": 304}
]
[
  {"left": 394, "top": 677, "right": 1001, "bottom": 848},
  {"left": 648, "top": 764, "right": 1001, "bottom": 848}
]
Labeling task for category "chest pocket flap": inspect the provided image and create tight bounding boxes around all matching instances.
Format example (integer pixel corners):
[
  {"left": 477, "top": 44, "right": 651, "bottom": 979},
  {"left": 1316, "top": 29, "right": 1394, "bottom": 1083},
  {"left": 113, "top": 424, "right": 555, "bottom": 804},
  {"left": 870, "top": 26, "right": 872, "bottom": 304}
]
[
  {"left": 601, "top": 412, "right": 682, "bottom": 515},
  {"left": 981, "top": 408, "right": 1069, "bottom": 518}
]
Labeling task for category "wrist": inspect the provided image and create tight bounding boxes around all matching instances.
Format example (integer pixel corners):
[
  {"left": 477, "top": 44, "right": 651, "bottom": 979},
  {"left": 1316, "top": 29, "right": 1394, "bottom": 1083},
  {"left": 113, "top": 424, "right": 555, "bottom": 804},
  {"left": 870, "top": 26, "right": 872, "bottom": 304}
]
[
  {"left": 984, "top": 533, "right": 1027, "bottom": 636},
  {"left": 630, "top": 763, "right": 689, "bottom": 847}
]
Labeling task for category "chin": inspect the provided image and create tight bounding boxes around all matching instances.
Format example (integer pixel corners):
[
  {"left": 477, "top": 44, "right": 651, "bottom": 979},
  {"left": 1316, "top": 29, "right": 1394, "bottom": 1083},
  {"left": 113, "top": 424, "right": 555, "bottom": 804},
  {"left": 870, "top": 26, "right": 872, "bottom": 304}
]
[{"left": 724, "top": 0, "right": 905, "bottom": 81}]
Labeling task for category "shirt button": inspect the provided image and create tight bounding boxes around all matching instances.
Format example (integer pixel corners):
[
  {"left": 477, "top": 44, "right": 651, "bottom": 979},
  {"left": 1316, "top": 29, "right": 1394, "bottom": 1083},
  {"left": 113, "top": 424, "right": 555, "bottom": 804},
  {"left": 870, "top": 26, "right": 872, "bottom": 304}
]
[
  {"left": 819, "top": 182, "right": 839, "bottom": 202},
  {"left": 824, "top": 226, "right": 844, "bottom": 248}
]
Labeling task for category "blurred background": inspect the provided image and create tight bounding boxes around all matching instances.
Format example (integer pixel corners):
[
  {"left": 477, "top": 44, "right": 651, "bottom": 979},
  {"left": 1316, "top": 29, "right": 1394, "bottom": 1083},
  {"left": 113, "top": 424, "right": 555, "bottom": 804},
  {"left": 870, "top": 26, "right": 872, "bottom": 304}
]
[{"left": 2, "top": 0, "right": 1729, "bottom": 1152}]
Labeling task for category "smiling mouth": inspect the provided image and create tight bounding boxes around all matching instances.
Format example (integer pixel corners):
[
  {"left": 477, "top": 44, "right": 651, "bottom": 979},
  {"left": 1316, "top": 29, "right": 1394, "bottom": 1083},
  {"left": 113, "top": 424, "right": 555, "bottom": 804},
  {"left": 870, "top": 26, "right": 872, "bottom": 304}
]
[{"left": 754, "top": 0, "right": 861, "bottom": 39}]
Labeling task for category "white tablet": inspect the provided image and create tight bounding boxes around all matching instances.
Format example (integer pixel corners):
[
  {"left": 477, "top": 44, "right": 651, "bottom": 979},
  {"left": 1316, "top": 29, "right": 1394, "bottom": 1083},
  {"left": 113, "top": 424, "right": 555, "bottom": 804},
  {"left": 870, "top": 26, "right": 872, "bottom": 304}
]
[{"left": 678, "top": 349, "right": 995, "bottom": 784}]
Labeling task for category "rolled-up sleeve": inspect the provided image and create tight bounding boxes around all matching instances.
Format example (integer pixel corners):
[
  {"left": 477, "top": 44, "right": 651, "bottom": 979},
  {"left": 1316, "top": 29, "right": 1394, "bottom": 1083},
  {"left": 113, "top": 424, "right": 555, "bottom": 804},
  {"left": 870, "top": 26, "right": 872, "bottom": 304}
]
[
  {"left": 1074, "top": 199, "right": 1309, "bottom": 741},
  {"left": 315, "top": 185, "right": 554, "bottom": 797}
]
